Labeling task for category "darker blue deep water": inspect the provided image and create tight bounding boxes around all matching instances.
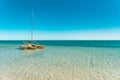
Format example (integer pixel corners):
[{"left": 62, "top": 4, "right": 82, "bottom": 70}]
[{"left": 0, "top": 40, "right": 120, "bottom": 47}]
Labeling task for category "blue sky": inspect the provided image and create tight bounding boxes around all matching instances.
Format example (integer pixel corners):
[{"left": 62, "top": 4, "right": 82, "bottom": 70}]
[{"left": 0, "top": 0, "right": 120, "bottom": 40}]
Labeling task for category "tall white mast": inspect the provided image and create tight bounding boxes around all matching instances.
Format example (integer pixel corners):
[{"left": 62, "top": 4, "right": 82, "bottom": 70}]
[{"left": 31, "top": 10, "right": 34, "bottom": 42}]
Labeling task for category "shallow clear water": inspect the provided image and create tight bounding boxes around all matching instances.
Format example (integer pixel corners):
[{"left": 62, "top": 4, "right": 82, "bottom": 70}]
[{"left": 0, "top": 41, "right": 120, "bottom": 80}]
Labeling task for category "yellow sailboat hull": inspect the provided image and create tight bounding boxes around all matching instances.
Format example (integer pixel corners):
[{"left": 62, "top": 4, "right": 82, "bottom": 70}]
[{"left": 20, "top": 44, "right": 45, "bottom": 50}]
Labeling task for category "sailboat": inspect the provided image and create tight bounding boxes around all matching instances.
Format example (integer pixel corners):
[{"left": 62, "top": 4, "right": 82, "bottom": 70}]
[{"left": 20, "top": 11, "right": 45, "bottom": 50}]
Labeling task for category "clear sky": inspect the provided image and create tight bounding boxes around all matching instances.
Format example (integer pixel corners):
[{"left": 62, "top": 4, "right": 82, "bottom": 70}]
[{"left": 0, "top": 0, "right": 120, "bottom": 40}]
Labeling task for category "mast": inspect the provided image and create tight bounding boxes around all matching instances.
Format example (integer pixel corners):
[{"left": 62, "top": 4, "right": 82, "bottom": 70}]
[{"left": 31, "top": 10, "right": 34, "bottom": 42}]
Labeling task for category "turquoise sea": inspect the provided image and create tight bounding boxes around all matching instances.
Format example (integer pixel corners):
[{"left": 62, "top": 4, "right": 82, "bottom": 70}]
[{"left": 0, "top": 40, "right": 120, "bottom": 80}]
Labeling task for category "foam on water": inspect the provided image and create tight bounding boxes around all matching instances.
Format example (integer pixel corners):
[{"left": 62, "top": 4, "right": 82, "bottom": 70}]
[{"left": 0, "top": 42, "right": 120, "bottom": 80}]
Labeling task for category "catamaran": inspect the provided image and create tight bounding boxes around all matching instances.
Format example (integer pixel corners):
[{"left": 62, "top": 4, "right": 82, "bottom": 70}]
[{"left": 20, "top": 11, "right": 45, "bottom": 50}]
